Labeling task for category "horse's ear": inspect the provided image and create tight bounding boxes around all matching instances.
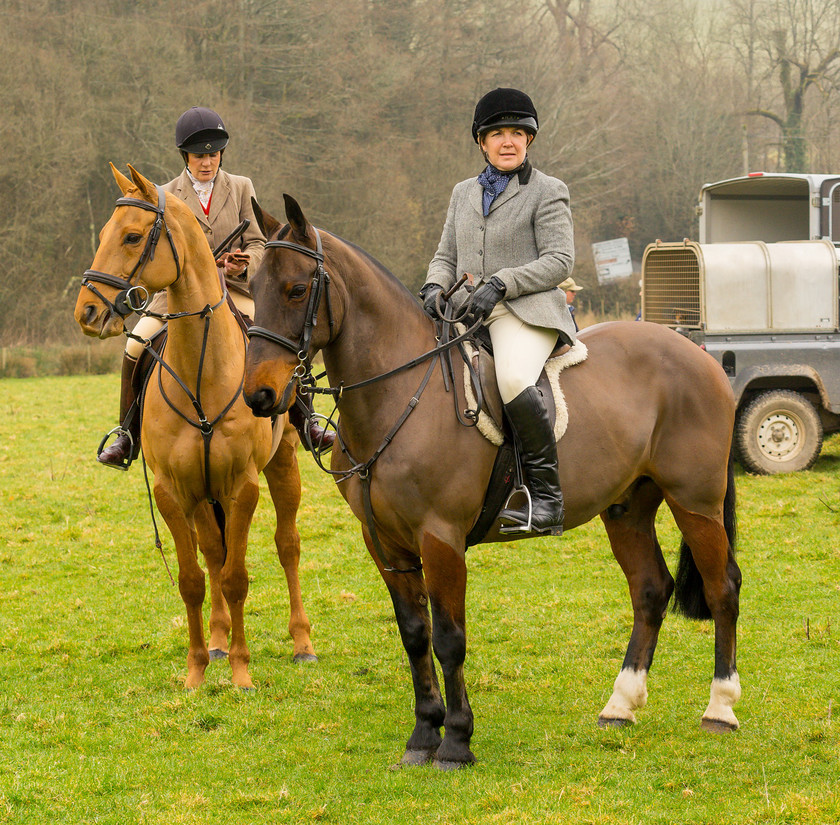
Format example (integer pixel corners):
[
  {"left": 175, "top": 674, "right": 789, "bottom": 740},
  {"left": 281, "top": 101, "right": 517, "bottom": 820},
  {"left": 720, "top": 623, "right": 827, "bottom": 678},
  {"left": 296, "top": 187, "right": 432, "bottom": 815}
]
[
  {"left": 283, "top": 194, "right": 312, "bottom": 243},
  {"left": 110, "top": 162, "right": 133, "bottom": 195},
  {"left": 252, "top": 197, "right": 281, "bottom": 238},
  {"left": 126, "top": 164, "right": 158, "bottom": 204}
]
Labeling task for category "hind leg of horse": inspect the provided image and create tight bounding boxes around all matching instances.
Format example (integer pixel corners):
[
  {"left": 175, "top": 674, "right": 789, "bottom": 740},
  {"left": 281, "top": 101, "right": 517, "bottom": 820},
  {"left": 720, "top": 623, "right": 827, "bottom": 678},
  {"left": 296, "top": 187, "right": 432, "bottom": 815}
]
[
  {"left": 194, "top": 501, "right": 231, "bottom": 659},
  {"left": 154, "top": 485, "right": 208, "bottom": 688},
  {"left": 263, "top": 438, "right": 316, "bottom": 662},
  {"left": 220, "top": 475, "right": 261, "bottom": 689},
  {"left": 666, "top": 497, "right": 741, "bottom": 731},
  {"left": 362, "top": 529, "right": 446, "bottom": 766},
  {"left": 599, "top": 480, "right": 673, "bottom": 727}
]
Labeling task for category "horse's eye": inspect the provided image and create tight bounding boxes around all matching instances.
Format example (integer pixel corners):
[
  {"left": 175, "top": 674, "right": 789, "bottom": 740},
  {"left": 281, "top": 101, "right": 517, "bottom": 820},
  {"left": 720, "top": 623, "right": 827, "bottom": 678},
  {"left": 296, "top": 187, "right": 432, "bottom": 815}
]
[
  {"left": 124, "top": 233, "right": 143, "bottom": 245},
  {"left": 289, "top": 284, "right": 308, "bottom": 300}
]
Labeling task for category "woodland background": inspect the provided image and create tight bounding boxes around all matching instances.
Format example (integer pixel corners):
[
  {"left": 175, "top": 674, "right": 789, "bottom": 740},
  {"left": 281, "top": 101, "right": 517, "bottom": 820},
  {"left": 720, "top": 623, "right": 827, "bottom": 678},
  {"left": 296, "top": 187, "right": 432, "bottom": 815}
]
[{"left": 4, "top": 0, "right": 840, "bottom": 346}]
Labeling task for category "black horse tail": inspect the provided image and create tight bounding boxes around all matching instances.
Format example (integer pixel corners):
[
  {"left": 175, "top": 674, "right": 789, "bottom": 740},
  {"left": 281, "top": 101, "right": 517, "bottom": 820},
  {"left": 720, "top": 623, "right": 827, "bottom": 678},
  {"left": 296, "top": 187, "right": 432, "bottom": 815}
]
[{"left": 672, "top": 447, "right": 737, "bottom": 620}]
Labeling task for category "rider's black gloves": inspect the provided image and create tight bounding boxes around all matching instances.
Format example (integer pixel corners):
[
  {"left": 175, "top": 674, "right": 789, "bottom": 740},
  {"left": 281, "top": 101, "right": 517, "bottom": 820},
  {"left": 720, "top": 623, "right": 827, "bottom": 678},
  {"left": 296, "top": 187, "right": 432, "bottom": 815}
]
[
  {"left": 419, "top": 283, "right": 444, "bottom": 320},
  {"left": 463, "top": 276, "right": 506, "bottom": 327}
]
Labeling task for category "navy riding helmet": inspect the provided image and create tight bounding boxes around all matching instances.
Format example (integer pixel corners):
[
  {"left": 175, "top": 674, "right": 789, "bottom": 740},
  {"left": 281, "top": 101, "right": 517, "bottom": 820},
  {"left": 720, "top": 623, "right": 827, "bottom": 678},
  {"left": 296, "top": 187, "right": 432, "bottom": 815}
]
[{"left": 175, "top": 107, "right": 230, "bottom": 154}]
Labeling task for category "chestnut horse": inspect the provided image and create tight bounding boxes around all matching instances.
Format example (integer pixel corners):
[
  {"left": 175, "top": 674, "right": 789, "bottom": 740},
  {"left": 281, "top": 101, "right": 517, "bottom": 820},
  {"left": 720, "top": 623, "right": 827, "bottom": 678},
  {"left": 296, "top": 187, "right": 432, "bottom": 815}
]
[
  {"left": 74, "top": 166, "right": 316, "bottom": 689},
  {"left": 243, "top": 196, "right": 741, "bottom": 768}
]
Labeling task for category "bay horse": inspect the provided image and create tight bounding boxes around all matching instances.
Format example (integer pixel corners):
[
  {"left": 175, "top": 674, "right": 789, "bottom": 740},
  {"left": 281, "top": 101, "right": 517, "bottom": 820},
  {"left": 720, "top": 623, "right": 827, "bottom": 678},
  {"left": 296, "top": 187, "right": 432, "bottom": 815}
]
[
  {"left": 73, "top": 166, "right": 316, "bottom": 689},
  {"left": 243, "top": 195, "right": 741, "bottom": 768}
]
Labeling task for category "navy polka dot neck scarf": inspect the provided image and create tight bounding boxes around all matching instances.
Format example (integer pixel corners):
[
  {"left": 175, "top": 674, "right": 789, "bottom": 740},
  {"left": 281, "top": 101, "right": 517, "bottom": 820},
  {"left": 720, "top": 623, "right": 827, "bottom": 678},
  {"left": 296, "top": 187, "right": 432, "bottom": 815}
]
[{"left": 477, "top": 164, "right": 514, "bottom": 216}]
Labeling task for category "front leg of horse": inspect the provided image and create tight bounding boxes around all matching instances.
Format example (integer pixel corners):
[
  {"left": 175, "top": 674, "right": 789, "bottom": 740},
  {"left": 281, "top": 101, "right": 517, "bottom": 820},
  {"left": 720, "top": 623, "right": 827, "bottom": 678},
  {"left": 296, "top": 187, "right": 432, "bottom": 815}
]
[
  {"left": 365, "top": 531, "right": 445, "bottom": 766},
  {"left": 221, "top": 480, "right": 261, "bottom": 689},
  {"left": 195, "top": 501, "right": 231, "bottom": 659},
  {"left": 421, "top": 532, "right": 474, "bottom": 769},
  {"left": 155, "top": 487, "right": 209, "bottom": 688},
  {"left": 263, "top": 439, "right": 316, "bottom": 662}
]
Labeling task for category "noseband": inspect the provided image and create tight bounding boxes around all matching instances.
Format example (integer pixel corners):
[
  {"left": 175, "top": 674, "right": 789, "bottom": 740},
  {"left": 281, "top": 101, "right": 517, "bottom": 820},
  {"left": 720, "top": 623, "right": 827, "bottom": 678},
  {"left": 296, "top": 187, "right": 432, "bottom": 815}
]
[
  {"left": 246, "top": 227, "right": 334, "bottom": 376},
  {"left": 81, "top": 184, "right": 181, "bottom": 318}
]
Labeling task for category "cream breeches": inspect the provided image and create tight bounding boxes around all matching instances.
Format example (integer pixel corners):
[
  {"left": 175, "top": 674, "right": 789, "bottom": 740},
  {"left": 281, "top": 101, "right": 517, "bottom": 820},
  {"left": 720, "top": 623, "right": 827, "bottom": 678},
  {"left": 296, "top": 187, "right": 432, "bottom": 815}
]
[
  {"left": 485, "top": 303, "right": 559, "bottom": 404},
  {"left": 124, "top": 293, "right": 255, "bottom": 360}
]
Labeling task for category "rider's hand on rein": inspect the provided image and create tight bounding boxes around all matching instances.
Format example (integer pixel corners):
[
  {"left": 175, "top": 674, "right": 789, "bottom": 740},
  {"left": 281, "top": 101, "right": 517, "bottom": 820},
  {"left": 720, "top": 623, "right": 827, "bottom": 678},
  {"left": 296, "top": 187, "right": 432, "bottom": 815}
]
[
  {"left": 462, "top": 275, "right": 506, "bottom": 327},
  {"left": 419, "top": 283, "right": 445, "bottom": 320}
]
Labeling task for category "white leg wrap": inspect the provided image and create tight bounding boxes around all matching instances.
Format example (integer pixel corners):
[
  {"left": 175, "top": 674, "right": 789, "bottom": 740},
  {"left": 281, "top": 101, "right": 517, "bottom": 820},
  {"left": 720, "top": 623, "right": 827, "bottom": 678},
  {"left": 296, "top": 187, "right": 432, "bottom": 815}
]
[
  {"left": 599, "top": 668, "right": 648, "bottom": 724},
  {"left": 702, "top": 673, "right": 741, "bottom": 730}
]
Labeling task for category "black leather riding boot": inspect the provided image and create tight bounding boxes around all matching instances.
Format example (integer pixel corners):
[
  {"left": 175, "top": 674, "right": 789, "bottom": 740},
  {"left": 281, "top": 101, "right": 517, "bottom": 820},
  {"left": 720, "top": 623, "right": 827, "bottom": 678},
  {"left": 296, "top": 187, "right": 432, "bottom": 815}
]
[
  {"left": 97, "top": 354, "right": 141, "bottom": 469},
  {"left": 499, "top": 385, "right": 564, "bottom": 535},
  {"left": 288, "top": 392, "right": 335, "bottom": 453}
]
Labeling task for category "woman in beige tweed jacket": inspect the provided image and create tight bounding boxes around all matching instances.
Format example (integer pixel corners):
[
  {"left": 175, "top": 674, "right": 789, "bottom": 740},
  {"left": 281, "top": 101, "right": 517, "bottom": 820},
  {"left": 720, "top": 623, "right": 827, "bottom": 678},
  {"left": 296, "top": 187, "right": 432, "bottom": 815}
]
[
  {"left": 421, "top": 88, "right": 575, "bottom": 535},
  {"left": 98, "top": 107, "right": 266, "bottom": 467},
  {"left": 98, "top": 107, "right": 335, "bottom": 468}
]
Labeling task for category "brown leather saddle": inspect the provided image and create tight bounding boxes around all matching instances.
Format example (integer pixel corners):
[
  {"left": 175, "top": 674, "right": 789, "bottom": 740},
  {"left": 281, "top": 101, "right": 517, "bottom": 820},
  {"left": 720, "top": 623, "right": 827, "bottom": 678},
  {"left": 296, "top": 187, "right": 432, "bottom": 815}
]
[
  {"left": 469, "top": 342, "right": 564, "bottom": 438},
  {"left": 463, "top": 335, "right": 573, "bottom": 548}
]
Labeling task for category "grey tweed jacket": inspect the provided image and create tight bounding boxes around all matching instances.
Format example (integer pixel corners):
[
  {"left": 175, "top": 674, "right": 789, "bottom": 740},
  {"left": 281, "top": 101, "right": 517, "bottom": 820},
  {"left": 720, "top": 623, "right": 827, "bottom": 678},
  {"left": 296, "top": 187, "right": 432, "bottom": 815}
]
[{"left": 426, "top": 164, "right": 577, "bottom": 344}]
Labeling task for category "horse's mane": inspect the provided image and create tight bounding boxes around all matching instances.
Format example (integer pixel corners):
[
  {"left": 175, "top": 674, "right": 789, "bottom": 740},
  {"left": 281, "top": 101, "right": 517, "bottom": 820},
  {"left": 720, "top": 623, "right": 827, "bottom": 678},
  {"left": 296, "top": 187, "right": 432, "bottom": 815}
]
[
  {"left": 273, "top": 223, "right": 421, "bottom": 309},
  {"left": 334, "top": 232, "right": 422, "bottom": 309}
]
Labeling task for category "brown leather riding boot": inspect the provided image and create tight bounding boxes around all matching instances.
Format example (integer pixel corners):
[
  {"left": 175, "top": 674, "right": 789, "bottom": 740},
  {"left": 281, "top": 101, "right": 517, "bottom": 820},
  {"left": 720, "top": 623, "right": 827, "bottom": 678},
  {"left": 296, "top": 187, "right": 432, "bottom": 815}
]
[
  {"left": 97, "top": 354, "right": 141, "bottom": 469},
  {"left": 288, "top": 393, "right": 335, "bottom": 453}
]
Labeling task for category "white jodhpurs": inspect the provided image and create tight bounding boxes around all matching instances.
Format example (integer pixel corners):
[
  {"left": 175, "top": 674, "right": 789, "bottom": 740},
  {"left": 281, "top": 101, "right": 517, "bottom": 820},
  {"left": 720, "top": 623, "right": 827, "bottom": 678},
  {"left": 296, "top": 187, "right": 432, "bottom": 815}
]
[
  {"left": 485, "top": 302, "right": 559, "bottom": 404},
  {"left": 124, "top": 292, "right": 255, "bottom": 359}
]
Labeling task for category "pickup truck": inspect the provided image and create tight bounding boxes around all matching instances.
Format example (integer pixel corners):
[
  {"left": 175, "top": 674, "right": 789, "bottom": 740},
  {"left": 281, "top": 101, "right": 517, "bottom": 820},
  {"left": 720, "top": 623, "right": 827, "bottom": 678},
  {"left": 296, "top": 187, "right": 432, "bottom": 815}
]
[{"left": 641, "top": 172, "right": 840, "bottom": 474}]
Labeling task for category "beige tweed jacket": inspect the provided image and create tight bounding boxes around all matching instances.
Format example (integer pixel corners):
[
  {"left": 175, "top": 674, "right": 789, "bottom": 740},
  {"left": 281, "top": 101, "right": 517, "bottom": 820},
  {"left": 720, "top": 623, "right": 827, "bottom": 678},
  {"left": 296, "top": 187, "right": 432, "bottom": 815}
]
[
  {"left": 147, "top": 168, "right": 266, "bottom": 313},
  {"left": 426, "top": 164, "right": 577, "bottom": 344}
]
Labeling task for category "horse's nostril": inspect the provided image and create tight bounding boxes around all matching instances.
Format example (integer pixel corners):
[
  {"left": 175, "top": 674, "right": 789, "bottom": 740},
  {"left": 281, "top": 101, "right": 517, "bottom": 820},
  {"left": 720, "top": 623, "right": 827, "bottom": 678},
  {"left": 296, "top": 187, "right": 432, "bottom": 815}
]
[
  {"left": 246, "top": 387, "right": 277, "bottom": 416},
  {"left": 83, "top": 304, "right": 99, "bottom": 326}
]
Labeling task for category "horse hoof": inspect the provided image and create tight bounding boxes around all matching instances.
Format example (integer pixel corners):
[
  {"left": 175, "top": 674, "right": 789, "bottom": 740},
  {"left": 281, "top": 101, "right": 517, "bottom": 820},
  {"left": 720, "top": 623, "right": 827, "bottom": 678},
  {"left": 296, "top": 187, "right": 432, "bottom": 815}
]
[
  {"left": 293, "top": 652, "right": 318, "bottom": 664},
  {"left": 700, "top": 717, "right": 738, "bottom": 734},
  {"left": 399, "top": 749, "right": 436, "bottom": 767},
  {"left": 208, "top": 648, "right": 229, "bottom": 661},
  {"left": 598, "top": 716, "right": 633, "bottom": 729},
  {"left": 433, "top": 758, "right": 472, "bottom": 772}
]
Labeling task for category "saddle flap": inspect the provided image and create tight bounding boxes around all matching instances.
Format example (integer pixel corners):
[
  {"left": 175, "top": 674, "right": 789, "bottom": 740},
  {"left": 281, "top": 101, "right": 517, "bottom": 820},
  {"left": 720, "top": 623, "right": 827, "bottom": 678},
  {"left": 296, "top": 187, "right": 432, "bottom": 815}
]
[{"left": 469, "top": 347, "right": 562, "bottom": 444}]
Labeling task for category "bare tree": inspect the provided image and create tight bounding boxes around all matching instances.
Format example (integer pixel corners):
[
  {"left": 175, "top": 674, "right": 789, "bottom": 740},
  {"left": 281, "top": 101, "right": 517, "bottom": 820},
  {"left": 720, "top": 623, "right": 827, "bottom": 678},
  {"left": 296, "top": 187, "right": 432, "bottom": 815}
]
[{"left": 729, "top": 0, "right": 840, "bottom": 171}]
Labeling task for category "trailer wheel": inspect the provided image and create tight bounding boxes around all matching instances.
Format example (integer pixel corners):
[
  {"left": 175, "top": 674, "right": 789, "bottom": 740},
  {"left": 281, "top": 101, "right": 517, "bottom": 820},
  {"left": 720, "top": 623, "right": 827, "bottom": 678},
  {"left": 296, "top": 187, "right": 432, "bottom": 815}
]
[{"left": 735, "top": 390, "right": 823, "bottom": 475}]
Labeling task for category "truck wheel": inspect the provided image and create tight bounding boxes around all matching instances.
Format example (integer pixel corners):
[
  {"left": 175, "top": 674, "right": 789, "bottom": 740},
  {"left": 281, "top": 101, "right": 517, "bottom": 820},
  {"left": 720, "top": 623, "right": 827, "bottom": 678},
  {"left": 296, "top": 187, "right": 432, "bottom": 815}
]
[{"left": 735, "top": 390, "right": 823, "bottom": 475}]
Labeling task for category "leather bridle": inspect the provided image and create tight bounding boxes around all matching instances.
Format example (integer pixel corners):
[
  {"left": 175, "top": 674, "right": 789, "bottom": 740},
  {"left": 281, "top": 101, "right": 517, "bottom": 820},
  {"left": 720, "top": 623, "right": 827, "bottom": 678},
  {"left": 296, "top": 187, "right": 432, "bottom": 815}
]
[
  {"left": 246, "top": 227, "right": 335, "bottom": 377},
  {"left": 81, "top": 184, "right": 181, "bottom": 319}
]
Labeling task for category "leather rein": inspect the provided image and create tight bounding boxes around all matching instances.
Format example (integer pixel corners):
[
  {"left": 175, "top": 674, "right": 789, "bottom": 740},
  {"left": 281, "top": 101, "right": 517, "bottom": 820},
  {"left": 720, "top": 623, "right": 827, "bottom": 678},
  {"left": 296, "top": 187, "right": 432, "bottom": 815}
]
[{"left": 247, "top": 229, "right": 483, "bottom": 574}]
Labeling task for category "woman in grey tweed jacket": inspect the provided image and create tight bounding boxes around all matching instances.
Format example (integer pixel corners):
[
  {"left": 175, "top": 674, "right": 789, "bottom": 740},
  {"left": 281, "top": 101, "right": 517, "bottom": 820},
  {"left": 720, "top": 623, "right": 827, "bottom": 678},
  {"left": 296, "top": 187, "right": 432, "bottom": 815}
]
[{"left": 420, "top": 88, "right": 576, "bottom": 535}]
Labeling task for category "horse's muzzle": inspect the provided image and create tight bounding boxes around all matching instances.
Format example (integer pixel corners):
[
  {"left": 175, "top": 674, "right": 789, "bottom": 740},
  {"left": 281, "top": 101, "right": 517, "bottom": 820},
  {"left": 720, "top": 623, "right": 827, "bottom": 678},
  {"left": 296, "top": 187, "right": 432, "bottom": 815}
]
[
  {"left": 74, "top": 300, "right": 125, "bottom": 339},
  {"left": 244, "top": 386, "right": 280, "bottom": 418},
  {"left": 244, "top": 374, "right": 299, "bottom": 418}
]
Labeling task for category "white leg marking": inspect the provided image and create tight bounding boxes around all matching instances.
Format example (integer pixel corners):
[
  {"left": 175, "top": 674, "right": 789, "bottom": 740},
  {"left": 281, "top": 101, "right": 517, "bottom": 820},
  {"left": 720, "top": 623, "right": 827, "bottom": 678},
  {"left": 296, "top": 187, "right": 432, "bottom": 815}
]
[
  {"left": 702, "top": 673, "right": 741, "bottom": 730},
  {"left": 599, "top": 667, "right": 648, "bottom": 724}
]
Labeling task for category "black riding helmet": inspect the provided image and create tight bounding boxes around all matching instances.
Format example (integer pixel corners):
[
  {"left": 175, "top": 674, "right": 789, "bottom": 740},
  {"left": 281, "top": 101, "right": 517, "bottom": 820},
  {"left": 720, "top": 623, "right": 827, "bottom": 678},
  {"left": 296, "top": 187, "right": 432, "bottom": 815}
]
[
  {"left": 471, "top": 88, "right": 539, "bottom": 143},
  {"left": 175, "top": 106, "right": 230, "bottom": 154}
]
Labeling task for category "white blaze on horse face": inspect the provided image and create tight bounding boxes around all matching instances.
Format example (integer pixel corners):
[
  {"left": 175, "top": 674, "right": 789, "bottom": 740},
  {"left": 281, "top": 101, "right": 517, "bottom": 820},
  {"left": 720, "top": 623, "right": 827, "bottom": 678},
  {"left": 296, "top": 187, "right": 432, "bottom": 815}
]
[
  {"left": 599, "top": 667, "right": 649, "bottom": 724},
  {"left": 702, "top": 673, "right": 741, "bottom": 730}
]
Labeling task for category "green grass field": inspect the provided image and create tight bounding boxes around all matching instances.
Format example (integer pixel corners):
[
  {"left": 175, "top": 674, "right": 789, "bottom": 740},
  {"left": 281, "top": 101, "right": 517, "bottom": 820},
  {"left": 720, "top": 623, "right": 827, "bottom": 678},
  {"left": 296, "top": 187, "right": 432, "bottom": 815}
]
[{"left": 1, "top": 374, "right": 838, "bottom": 824}]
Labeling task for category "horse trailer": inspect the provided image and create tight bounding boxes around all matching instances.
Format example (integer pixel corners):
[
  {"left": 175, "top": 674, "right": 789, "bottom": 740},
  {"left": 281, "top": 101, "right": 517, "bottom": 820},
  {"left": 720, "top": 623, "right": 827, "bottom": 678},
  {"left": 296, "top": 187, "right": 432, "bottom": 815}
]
[{"left": 641, "top": 172, "right": 840, "bottom": 474}]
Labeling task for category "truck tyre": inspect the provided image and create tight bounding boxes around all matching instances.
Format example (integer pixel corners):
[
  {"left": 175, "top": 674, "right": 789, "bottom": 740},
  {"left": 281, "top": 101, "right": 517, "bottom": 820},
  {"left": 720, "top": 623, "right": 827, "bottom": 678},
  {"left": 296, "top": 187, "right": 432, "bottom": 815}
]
[{"left": 735, "top": 390, "right": 823, "bottom": 475}]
